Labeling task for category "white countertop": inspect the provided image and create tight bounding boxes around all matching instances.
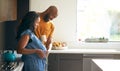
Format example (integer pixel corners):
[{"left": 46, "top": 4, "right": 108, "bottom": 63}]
[
  {"left": 49, "top": 49, "right": 120, "bottom": 54},
  {"left": 92, "top": 59, "right": 120, "bottom": 71}
]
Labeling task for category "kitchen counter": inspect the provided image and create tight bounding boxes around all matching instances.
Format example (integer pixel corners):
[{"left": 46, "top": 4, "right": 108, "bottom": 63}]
[
  {"left": 92, "top": 59, "right": 120, "bottom": 71},
  {"left": 49, "top": 49, "right": 120, "bottom": 54}
]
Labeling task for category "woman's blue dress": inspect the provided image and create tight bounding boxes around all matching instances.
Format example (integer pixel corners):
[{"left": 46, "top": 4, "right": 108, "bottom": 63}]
[{"left": 20, "top": 29, "right": 47, "bottom": 71}]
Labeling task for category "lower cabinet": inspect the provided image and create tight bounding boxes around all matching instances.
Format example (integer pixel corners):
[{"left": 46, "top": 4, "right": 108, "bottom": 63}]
[
  {"left": 48, "top": 54, "right": 120, "bottom": 71},
  {"left": 48, "top": 54, "right": 83, "bottom": 71}
]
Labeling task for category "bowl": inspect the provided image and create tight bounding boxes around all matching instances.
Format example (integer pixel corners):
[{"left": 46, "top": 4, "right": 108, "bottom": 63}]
[{"left": 52, "top": 46, "right": 68, "bottom": 50}]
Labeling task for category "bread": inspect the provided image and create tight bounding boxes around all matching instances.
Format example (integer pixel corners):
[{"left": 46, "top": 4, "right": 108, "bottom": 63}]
[{"left": 52, "top": 42, "right": 67, "bottom": 50}]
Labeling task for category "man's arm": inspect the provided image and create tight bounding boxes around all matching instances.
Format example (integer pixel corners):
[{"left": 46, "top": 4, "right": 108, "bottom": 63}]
[{"left": 46, "top": 23, "right": 55, "bottom": 50}]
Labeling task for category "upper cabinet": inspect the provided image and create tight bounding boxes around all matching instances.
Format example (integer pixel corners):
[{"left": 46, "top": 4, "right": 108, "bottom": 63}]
[
  {"left": 0, "top": 0, "right": 17, "bottom": 21},
  {"left": 0, "top": 0, "right": 29, "bottom": 22},
  {"left": 17, "top": 0, "right": 29, "bottom": 21}
]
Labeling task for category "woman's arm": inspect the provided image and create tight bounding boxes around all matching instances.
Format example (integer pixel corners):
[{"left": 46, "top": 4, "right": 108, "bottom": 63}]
[{"left": 17, "top": 34, "right": 45, "bottom": 58}]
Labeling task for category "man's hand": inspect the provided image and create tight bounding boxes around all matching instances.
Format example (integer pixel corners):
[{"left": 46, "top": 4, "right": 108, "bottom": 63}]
[{"left": 46, "top": 37, "right": 52, "bottom": 50}]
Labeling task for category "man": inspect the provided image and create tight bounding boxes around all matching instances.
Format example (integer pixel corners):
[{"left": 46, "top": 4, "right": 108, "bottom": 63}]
[{"left": 35, "top": 6, "right": 58, "bottom": 51}]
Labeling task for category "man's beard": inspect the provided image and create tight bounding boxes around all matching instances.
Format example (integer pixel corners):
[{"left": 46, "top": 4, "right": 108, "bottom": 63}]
[{"left": 43, "top": 14, "right": 50, "bottom": 22}]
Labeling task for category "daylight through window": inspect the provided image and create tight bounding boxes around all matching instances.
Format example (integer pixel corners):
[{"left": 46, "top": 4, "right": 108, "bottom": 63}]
[{"left": 77, "top": 0, "right": 120, "bottom": 41}]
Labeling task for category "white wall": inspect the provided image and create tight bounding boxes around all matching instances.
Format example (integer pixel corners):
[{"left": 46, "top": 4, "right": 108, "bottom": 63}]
[
  {"left": 29, "top": 0, "right": 120, "bottom": 49},
  {"left": 30, "top": 0, "right": 77, "bottom": 42}
]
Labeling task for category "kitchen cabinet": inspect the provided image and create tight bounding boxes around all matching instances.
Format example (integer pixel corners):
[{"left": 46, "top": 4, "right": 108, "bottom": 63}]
[
  {"left": 17, "top": 0, "right": 29, "bottom": 21},
  {"left": 0, "top": 0, "right": 29, "bottom": 21},
  {"left": 48, "top": 54, "right": 59, "bottom": 71},
  {"left": 0, "top": 0, "right": 29, "bottom": 50},
  {"left": 0, "top": 0, "right": 17, "bottom": 21},
  {"left": 48, "top": 54, "right": 83, "bottom": 71}
]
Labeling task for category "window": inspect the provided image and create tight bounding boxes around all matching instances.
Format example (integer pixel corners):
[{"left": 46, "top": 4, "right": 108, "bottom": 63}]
[{"left": 77, "top": 0, "right": 120, "bottom": 41}]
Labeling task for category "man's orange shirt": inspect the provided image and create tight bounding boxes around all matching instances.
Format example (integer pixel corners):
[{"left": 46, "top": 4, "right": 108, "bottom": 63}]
[{"left": 35, "top": 17, "right": 55, "bottom": 39}]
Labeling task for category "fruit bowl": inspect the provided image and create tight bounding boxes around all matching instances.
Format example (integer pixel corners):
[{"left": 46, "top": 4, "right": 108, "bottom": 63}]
[
  {"left": 52, "top": 42, "right": 68, "bottom": 50},
  {"left": 52, "top": 46, "right": 68, "bottom": 50}
]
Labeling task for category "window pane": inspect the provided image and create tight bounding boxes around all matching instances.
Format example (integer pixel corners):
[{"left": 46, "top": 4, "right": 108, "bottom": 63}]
[{"left": 77, "top": 0, "right": 120, "bottom": 41}]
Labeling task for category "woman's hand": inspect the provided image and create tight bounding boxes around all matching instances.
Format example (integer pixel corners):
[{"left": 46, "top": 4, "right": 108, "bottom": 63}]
[{"left": 36, "top": 49, "right": 48, "bottom": 58}]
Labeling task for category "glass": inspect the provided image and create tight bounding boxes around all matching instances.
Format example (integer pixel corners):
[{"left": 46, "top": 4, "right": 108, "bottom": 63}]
[
  {"left": 77, "top": 0, "right": 120, "bottom": 41},
  {"left": 40, "top": 35, "right": 47, "bottom": 43}
]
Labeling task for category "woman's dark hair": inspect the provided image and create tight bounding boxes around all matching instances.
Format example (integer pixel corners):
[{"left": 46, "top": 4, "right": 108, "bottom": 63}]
[{"left": 16, "top": 11, "right": 39, "bottom": 40}]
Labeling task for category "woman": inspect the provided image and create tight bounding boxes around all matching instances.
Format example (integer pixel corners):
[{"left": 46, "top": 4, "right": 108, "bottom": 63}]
[{"left": 16, "top": 11, "right": 47, "bottom": 71}]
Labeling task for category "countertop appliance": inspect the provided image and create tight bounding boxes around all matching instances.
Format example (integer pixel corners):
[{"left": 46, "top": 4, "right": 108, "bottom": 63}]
[
  {"left": 0, "top": 61, "right": 19, "bottom": 71},
  {"left": 2, "top": 50, "right": 16, "bottom": 62},
  {"left": 0, "top": 58, "right": 23, "bottom": 71},
  {"left": 0, "top": 51, "right": 23, "bottom": 71}
]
